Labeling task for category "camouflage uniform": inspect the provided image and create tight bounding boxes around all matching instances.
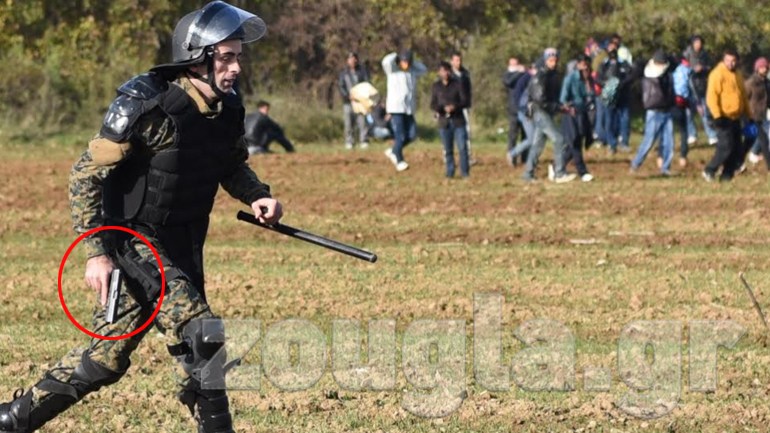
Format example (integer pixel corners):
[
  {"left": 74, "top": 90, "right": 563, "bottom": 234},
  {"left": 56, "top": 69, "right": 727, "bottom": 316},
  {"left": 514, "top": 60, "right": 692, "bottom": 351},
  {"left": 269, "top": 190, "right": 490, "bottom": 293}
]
[{"left": 33, "top": 76, "right": 271, "bottom": 418}]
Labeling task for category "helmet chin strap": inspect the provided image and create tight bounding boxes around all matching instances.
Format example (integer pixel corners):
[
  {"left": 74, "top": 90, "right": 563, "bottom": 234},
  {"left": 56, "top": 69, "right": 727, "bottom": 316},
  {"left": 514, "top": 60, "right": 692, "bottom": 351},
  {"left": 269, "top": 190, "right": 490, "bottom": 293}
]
[{"left": 188, "top": 49, "right": 229, "bottom": 100}]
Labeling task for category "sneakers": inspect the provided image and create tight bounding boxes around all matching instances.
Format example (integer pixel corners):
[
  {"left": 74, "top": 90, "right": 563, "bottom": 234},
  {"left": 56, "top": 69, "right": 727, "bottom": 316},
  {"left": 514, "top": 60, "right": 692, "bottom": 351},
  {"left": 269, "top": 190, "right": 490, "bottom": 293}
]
[
  {"left": 702, "top": 170, "right": 714, "bottom": 182},
  {"left": 687, "top": 136, "right": 697, "bottom": 145},
  {"left": 345, "top": 142, "right": 354, "bottom": 150},
  {"left": 384, "top": 148, "right": 397, "bottom": 165},
  {"left": 385, "top": 148, "right": 409, "bottom": 171},
  {"left": 748, "top": 152, "right": 762, "bottom": 164},
  {"left": 547, "top": 164, "right": 555, "bottom": 181},
  {"left": 360, "top": 141, "right": 369, "bottom": 149},
  {"left": 553, "top": 173, "right": 577, "bottom": 183},
  {"left": 708, "top": 137, "right": 718, "bottom": 146},
  {"left": 618, "top": 145, "right": 632, "bottom": 153},
  {"left": 581, "top": 173, "right": 594, "bottom": 182}
]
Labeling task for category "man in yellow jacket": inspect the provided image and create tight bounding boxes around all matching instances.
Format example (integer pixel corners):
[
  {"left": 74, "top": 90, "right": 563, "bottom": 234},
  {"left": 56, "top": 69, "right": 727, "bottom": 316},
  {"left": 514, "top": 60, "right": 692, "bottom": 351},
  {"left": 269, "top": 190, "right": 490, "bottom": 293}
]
[{"left": 703, "top": 48, "right": 751, "bottom": 181}]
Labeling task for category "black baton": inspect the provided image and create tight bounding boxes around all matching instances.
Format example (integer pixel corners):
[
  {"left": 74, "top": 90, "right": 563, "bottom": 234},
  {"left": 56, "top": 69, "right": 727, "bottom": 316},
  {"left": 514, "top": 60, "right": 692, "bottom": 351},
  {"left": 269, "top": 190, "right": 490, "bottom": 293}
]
[{"left": 237, "top": 211, "right": 378, "bottom": 263}]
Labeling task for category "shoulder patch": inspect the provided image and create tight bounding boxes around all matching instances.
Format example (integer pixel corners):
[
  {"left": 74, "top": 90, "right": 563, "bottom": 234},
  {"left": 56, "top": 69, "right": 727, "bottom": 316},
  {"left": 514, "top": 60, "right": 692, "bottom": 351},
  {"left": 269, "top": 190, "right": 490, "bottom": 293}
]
[{"left": 88, "top": 137, "right": 131, "bottom": 166}]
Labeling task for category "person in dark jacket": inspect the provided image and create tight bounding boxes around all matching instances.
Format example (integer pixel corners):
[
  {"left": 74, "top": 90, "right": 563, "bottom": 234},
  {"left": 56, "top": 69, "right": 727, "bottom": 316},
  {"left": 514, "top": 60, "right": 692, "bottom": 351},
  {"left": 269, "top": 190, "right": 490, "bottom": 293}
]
[
  {"left": 505, "top": 63, "right": 536, "bottom": 166},
  {"left": 744, "top": 57, "right": 770, "bottom": 170},
  {"left": 560, "top": 54, "right": 595, "bottom": 181},
  {"left": 630, "top": 50, "right": 676, "bottom": 175},
  {"left": 522, "top": 48, "right": 576, "bottom": 183},
  {"left": 431, "top": 61, "right": 469, "bottom": 177},
  {"left": 597, "top": 49, "right": 632, "bottom": 153},
  {"left": 244, "top": 100, "right": 296, "bottom": 154},
  {"left": 339, "top": 52, "right": 371, "bottom": 149},
  {"left": 451, "top": 52, "right": 474, "bottom": 164},
  {"left": 503, "top": 57, "right": 526, "bottom": 151},
  {"left": 684, "top": 35, "right": 718, "bottom": 145}
]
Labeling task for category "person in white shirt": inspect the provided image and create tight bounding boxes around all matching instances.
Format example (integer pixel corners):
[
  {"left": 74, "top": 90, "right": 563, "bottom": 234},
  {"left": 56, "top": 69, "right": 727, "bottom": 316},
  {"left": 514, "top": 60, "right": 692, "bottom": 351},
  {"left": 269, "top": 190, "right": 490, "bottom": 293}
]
[{"left": 381, "top": 49, "right": 427, "bottom": 171}]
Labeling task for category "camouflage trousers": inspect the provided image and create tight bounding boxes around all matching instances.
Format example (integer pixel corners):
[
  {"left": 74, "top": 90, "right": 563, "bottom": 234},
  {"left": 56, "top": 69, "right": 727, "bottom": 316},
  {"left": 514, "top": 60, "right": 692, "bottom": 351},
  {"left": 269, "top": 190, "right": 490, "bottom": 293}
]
[{"left": 31, "top": 229, "right": 214, "bottom": 408}]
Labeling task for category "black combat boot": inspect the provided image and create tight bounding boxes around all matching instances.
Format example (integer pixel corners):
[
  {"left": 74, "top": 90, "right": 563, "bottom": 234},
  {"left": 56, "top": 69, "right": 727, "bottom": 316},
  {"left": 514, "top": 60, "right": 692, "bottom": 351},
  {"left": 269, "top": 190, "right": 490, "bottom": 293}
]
[{"left": 0, "top": 387, "right": 77, "bottom": 433}]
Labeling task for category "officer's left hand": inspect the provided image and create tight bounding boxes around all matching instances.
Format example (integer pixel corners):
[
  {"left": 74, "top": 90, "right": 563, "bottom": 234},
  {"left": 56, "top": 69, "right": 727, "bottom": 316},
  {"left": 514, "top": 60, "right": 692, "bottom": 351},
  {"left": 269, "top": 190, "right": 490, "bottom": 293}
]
[{"left": 252, "top": 198, "right": 283, "bottom": 225}]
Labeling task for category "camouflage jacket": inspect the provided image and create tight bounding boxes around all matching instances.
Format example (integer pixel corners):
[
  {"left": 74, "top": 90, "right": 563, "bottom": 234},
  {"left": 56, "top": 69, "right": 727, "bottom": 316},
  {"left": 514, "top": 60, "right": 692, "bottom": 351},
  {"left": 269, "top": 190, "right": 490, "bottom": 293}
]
[{"left": 69, "top": 76, "right": 271, "bottom": 258}]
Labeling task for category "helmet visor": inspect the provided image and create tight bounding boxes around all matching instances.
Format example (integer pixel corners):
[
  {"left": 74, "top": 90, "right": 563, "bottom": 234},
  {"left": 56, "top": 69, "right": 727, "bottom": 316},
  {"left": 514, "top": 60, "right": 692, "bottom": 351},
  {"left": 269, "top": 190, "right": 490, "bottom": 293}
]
[{"left": 185, "top": 1, "right": 267, "bottom": 50}]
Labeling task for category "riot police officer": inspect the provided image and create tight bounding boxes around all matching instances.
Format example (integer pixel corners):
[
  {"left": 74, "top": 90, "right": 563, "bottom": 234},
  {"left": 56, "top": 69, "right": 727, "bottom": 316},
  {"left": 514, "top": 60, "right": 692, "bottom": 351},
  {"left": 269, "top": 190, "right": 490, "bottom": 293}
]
[{"left": 0, "top": 2, "right": 281, "bottom": 432}]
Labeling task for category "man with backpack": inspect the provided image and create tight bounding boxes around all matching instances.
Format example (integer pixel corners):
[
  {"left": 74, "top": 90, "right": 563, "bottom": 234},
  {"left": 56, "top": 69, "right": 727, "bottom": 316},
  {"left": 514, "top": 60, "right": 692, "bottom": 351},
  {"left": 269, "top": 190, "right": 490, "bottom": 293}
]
[
  {"left": 630, "top": 50, "right": 675, "bottom": 175},
  {"left": 597, "top": 48, "right": 632, "bottom": 153}
]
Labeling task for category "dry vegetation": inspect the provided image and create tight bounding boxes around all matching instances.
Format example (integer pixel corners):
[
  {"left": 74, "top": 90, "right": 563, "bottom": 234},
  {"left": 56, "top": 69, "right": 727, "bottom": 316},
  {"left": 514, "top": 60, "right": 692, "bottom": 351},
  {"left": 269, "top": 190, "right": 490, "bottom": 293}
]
[{"left": 1, "top": 138, "right": 769, "bottom": 432}]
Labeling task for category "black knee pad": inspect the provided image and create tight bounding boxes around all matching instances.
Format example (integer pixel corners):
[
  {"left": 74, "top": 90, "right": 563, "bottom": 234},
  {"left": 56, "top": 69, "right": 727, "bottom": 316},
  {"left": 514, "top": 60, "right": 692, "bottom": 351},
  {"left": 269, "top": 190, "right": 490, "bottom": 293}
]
[
  {"left": 68, "top": 351, "right": 126, "bottom": 397},
  {"left": 168, "top": 318, "right": 227, "bottom": 390}
]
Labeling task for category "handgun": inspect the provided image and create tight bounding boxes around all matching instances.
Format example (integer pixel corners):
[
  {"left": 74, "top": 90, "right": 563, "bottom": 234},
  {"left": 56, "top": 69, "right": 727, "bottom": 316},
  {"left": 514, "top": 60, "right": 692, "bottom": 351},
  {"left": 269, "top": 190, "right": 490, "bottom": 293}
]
[{"left": 105, "top": 269, "right": 122, "bottom": 324}]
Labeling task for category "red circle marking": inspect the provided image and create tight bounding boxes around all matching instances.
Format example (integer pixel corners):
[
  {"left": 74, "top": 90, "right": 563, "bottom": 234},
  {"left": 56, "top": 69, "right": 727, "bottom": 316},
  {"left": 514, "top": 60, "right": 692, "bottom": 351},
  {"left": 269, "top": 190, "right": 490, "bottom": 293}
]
[{"left": 58, "top": 226, "right": 166, "bottom": 341}]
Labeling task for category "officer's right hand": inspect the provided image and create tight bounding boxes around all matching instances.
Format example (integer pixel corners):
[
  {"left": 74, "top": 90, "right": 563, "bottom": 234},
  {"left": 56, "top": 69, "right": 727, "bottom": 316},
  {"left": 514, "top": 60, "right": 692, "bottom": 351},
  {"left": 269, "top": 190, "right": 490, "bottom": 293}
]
[{"left": 85, "top": 255, "right": 115, "bottom": 306}]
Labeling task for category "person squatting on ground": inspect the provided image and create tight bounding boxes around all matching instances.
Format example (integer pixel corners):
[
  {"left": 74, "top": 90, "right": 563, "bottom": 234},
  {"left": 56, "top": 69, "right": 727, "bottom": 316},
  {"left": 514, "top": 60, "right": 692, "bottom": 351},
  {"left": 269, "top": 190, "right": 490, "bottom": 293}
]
[
  {"left": 559, "top": 54, "right": 595, "bottom": 182},
  {"left": 702, "top": 48, "right": 751, "bottom": 182},
  {"left": 522, "top": 48, "right": 576, "bottom": 183},
  {"left": 743, "top": 57, "right": 770, "bottom": 170},
  {"left": 431, "top": 61, "right": 470, "bottom": 178},
  {"left": 244, "top": 100, "right": 296, "bottom": 154},
  {"left": 450, "top": 52, "right": 474, "bottom": 164},
  {"left": 630, "top": 50, "right": 676, "bottom": 176},
  {"left": 0, "top": 2, "right": 284, "bottom": 432},
  {"left": 382, "top": 49, "right": 427, "bottom": 172},
  {"left": 338, "top": 52, "right": 371, "bottom": 149}
]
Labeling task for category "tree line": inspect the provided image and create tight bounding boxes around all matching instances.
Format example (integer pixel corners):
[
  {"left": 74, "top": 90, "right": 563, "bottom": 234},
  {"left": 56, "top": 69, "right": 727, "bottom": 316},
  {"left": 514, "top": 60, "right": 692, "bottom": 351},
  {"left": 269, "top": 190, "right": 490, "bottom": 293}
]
[{"left": 1, "top": 0, "right": 769, "bottom": 136}]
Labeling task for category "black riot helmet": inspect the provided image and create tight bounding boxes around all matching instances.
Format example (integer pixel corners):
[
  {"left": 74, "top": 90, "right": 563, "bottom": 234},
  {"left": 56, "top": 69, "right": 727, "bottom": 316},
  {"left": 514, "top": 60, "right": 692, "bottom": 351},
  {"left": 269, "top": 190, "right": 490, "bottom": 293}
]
[{"left": 151, "top": 1, "right": 266, "bottom": 95}]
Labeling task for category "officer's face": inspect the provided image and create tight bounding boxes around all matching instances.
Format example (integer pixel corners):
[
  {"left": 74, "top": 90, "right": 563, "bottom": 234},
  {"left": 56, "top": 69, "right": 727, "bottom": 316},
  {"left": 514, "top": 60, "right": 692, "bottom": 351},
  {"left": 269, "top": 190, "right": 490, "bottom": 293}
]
[{"left": 211, "top": 39, "right": 243, "bottom": 94}]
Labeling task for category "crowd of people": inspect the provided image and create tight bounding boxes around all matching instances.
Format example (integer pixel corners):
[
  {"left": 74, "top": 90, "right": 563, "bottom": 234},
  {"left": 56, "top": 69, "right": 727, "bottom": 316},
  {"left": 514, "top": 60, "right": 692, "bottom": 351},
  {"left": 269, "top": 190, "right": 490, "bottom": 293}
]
[
  {"left": 250, "top": 33, "right": 769, "bottom": 184},
  {"left": 502, "top": 33, "right": 769, "bottom": 182}
]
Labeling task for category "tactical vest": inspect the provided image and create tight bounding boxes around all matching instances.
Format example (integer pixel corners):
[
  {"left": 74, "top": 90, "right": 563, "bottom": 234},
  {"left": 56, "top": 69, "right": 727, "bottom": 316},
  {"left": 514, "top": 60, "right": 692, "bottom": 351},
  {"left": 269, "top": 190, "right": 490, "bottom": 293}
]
[{"left": 103, "top": 79, "right": 245, "bottom": 226}]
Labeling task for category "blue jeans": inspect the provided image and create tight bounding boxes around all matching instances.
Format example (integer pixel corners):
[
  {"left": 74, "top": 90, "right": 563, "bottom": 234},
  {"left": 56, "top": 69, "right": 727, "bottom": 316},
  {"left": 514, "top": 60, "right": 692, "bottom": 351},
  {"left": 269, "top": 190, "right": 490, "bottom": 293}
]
[
  {"left": 508, "top": 111, "right": 535, "bottom": 159},
  {"left": 617, "top": 105, "right": 630, "bottom": 148},
  {"left": 749, "top": 120, "right": 770, "bottom": 154},
  {"left": 439, "top": 123, "right": 469, "bottom": 177},
  {"left": 390, "top": 113, "right": 417, "bottom": 163},
  {"left": 602, "top": 105, "right": 619, "bottom": 149},
  {"left": 631, "top": 110, "right": 674, "bottom": 173},
  {"left": 693, "top": 99, "right": 717, "bottom": 141},
  {"left": 685, "top": 106, "right": 697, "bottom": 139},
  {"left": 525, "top": 109, "right": 567, "bottom": 180},
  {"left": 594, "top": 99, "right": 606, "bottom": 143},
  {"left": 672, "top": 106, "right": 691, "bottom": 157}
]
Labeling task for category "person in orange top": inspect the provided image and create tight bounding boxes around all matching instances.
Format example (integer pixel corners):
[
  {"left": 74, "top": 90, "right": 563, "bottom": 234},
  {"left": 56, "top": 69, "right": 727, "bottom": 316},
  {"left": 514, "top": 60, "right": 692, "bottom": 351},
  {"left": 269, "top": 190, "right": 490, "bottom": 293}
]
[{"left": 703, "top": 48, "right": 751, "bottom": 181}]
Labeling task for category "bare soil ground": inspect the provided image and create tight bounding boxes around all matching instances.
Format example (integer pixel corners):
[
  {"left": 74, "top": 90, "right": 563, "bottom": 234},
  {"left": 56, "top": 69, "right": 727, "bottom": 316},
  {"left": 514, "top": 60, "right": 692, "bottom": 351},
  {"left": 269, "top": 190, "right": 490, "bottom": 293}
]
[{"left": 1, "top": 140, "right": 769, "bottom": 432}]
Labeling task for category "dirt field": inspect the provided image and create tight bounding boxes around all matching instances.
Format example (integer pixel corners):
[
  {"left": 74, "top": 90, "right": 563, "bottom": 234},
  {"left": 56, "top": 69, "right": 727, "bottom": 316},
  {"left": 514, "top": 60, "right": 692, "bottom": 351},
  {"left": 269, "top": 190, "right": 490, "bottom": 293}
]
[{"left": 1, "top": 139, "right": 769, "bottom": 432}]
